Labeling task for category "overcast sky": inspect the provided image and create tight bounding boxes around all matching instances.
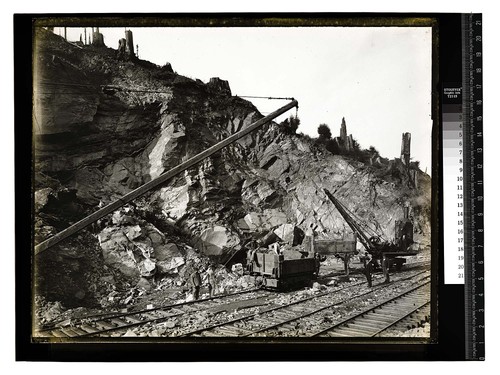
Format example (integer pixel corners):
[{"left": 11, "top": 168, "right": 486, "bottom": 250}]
[{"left": 57, "top": 26, "right": 432, "bottom": 172}]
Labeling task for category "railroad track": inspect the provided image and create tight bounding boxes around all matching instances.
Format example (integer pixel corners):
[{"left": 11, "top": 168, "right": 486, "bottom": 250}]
[
  {"left": 36, "top": 261, "right": 431, "bottom": 339},
  {"left": 182, "top": 270, "right": 430, "bottom": 338},
  {"left": 312, "top": 280, "right": 430, "bottom": 337},
  {"left": 35, "top": 287, "right": 268, "bottom": 339}
]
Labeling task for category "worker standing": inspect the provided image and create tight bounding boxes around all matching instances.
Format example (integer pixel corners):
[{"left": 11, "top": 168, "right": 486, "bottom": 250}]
[
  {"left": 305, "top": 223, "right": 316, "bottom": 255},
  {"left": 206, "top": 264, "right": 217, "bottom": 298},
  {"left": 382, "top": 256, "right": 391, "bottom": 284},
  {"left": 364, "top": 254, "right": 374, "bottom": 288},
  {"left": 189, "top": 265, "right": 201, "bottom": 300}
]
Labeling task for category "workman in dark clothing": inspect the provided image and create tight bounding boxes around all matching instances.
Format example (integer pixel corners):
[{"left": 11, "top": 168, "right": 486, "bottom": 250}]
[
  {"left": 363, "top": 255, "right": 374, "bottom": 288},
  {"left": 382, "top": 256, "right": 391, "bottom": 284},
  {"left": 189, "top": 267, "right": 202, "bottom": 300}
]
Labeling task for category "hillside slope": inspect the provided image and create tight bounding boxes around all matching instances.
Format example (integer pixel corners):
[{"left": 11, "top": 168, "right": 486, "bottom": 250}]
[{"left": 33, "top": 28, "right": 431, "bottom": 308}]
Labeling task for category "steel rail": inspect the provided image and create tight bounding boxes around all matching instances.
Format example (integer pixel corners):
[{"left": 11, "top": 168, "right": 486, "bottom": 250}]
[
  {"left": 37, "top": 288, "right": 268, "bottom": 338},
  {"left": 40, "top": 266, "right": 431, "bottom": 338},
  {"left": 371, "top": 301, "right": 430, "bottom": 337},
  {"left": 181, "top": 270, "right": 430, "bottom": 337},
  {"left": 310, "top": 280, "right": 431, "bottom": 337},
  {"left": 37, "top": 286, "right": 264, "bottom": 333},
  {"left": 243, "top": 273, "right": 431, "bottom": 337}
]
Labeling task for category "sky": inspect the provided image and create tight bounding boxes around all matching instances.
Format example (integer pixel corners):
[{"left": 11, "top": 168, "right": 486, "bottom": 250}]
[{"left": 55, "top": 26, "right": 433, "bottom": 173}]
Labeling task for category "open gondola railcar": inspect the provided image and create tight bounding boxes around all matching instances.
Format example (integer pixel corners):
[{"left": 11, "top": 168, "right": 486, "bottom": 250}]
[{"left": 247, "top": 252, "right": 321, "bottom": 290}]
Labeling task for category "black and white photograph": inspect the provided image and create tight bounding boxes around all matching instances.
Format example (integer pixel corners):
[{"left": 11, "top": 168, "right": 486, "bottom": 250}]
[{"left": 31, "top": 17, "right": 434, "bottom": 342}]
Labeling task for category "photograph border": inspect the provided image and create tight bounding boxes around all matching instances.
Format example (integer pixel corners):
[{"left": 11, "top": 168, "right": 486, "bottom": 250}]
[{"left": 16, "top": 12, "right": 465, "bottom": 361}]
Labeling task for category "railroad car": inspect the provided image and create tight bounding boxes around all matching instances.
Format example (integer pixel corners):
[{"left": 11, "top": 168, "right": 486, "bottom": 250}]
[{"left": 247, "top": 252, "right": 321, "bottom": 290}]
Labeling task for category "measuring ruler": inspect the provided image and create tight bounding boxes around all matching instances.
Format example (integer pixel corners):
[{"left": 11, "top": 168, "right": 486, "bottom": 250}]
[
  {"left": 442, "top": 13, "right": 483, "bottom": 360},
  {"left": 462, "top": 13, "right": 484, "bottom": 361}
]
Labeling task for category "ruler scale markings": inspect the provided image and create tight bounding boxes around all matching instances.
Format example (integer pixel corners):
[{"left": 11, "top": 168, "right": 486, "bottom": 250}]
[{"left": 462, "top": 13, "right": 484, "bottom": 361}]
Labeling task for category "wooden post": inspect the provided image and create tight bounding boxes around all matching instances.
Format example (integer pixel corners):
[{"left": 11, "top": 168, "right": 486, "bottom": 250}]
[{"left": 34, "top": 100, "right": 298, "bottom": 255}]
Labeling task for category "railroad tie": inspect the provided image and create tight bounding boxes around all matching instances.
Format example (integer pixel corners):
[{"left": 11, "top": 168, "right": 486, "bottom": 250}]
[
  {"left": 252, "top": 317, "right": 276, "bottom": 325},
  {"left": 68, "top": 327, "right": 89, "bottom": 336},
  {"left": 79, "top": 323, "right": 100, "bottom": 334},
  {"left": 141, "top": 312, "right": 160, "bottom": 320},
  {"left": 212, "top": 326, "right": 241, "bottom": 336},
  {"left": 200, "top": 329, "right": 226, "bottom": 337},
  {"left": 109, "top": 318, "right": 128, "bottom": 326},
  {"left": 326, "top": 329, "right": 360, "bottom": 337},
  {"left": 350, "top": 320, "right": 385, "bottom": 331},
  {"left": 95, "top": 321, "right": 117, "bottom": 330},
  {"left": 331, "top": 326, "right": 368, "bottom": 336},
  {"left": 150, "top": 310, "right": 170, "bottom": 318},
  {"left": 124, "top": 315, "right": 143, "bottom": 324},
  {"left": 59, "top": 327, "right": 80, "bottom": 337},
  {"left": 167, "top": 307, "right": 186, "bottom": 315},
  {"left": 363, "top": 313, "right": 393, "bottom": 323},
  {"left": 50, "top": 329, "right": 69, "bottom": 338}
]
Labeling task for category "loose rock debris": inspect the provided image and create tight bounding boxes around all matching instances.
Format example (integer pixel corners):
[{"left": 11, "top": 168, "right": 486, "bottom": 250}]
[{"left": 32, "top": 29, "right": 432, "bottom": 340}]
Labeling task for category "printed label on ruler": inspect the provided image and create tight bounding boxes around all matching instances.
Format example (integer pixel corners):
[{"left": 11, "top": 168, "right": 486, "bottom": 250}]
[{"left": 443, "top": 86, "right": 465, "bottom": 284}]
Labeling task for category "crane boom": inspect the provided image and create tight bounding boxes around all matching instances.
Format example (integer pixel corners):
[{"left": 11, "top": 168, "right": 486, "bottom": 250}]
[
  {"left": 35, "top": 99, "right": 298, "bottom": 255},
  {"left": 323, "top": 188, "right": 374, "bottom": 252}
]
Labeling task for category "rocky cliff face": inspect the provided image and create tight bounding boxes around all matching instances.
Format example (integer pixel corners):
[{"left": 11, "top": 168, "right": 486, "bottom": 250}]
[{"left": 33, "top": 29, "right": 431, "bottom": 307}]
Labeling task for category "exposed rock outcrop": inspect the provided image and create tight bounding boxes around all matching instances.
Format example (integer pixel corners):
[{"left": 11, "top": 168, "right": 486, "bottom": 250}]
[{"left": 33, "top": 28, "right": 431, "bottom": 307}]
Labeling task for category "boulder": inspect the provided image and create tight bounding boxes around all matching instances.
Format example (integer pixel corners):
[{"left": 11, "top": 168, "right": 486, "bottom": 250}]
[
  {"left": 273, "top": 224, "right": 304, "bottom": 246},
  {"left": 98, "top": 228, "right": 129, "bottom": 250},
  {"left": 159, "top": 184, "right": 190, "bottom": 220},
  {"left": 111, "top": 210, "right": 136, "bottom": 225},
  {"left": 136, "top": 277, "right": 153, "bottom": 291},
  {"left": 124, "top": 225, "right": 142, "bottom": 241},
  {"left": 42, "top": 301, "right": 65, "bottom": 323},
  {"left": 72, "top": 167, "right": 105, "bottom": 205},
  {"left": 263, "top": 209, "right": 289, "bottom": 228},
  {"left": 231, "top": 263, "right": 244, "bottom": 276},
  {"left": 281, "top": 248, "right": 305, "bottom": 260},
  {"left": 147, "top": 228, "right": 165, "bottom": 246},
  {"left": 237, "top": 217, "right": 251, "bottom": 232},
  {"left": 34, "top": 188, "right": 54, "bottom": 212},
  {"left": 157, "top": 256, "right": 185, "bottom": 274},
  {"left": 98, "top": 228, "right": 140, "bottom": 279},
  {"left": 238, "top": 210, "right": 288, "bottom": 232},
  {"left": 257, "top": 181, "right": 277, "bottom": 202},
  {"left": 102, "top": 249, "right": 139, "bottom": 279},
  {"left": 109, "top": 162, "right": 130, "bottom": 185},
  {"left": 260, "top": 231, "right": 280, "bottom": 247},
  {"left": 154, "top": 243, "right": 182, "bottom": 261},
  {"left": 198, "top": 225, "right": 240, "bottom": 256},
  {"left": 137, "top": 258, "right": 156, "bottom": 277}
]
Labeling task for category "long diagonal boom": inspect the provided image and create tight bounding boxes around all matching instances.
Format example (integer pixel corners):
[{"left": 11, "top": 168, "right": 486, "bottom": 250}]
[{"left": 35, "top": 99, "right": 298, "bottom": 255}]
